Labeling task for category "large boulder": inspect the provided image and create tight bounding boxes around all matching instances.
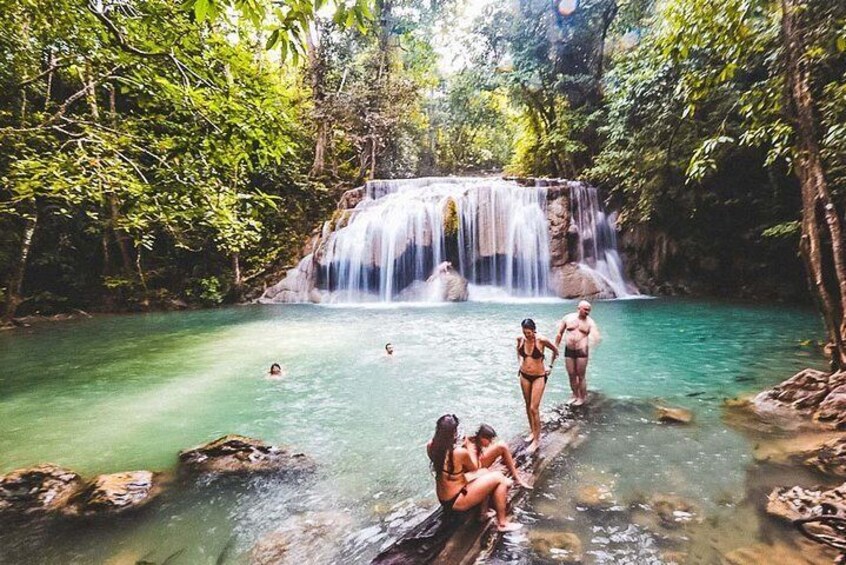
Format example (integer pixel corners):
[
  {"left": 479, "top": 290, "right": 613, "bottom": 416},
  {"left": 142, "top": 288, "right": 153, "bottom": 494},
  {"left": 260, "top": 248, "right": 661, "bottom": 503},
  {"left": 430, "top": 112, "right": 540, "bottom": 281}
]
[
  {"left": 648, "top": 493, "right": 700, "bottom": 529},
  {"left": 548, "top": 264, "right": 613, "bottom": 300},
  {"left": 179, "top": 435, "right": 315, "bottom": 475},
  {"left": 751, "top": 369, "right": 846, "bottom": 429},
  {"left": 64, "top": 471, "right": 159, "bottom": 516},
  {"left": 529, "top": 530, "right": 583, "bottom": 563},
  {"left": 0, "top": 464, "right": 82, "bottom": 515},
  {"left": 815, "top": 384, "right": 846, "bottom": 429},
  {"left": 431, "top": 266, "right": 469, "bottom": 302}
]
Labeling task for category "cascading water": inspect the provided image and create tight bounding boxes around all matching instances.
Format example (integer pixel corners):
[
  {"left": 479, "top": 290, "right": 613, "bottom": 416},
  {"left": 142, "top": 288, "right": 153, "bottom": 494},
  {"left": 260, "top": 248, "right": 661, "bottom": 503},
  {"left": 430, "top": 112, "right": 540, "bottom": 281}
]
[
  {"left": 320, "top": 177, "right": 551, "bottom": 301},
  {"left": 568, "top": 182, "right": 634, "bottom": 297}
]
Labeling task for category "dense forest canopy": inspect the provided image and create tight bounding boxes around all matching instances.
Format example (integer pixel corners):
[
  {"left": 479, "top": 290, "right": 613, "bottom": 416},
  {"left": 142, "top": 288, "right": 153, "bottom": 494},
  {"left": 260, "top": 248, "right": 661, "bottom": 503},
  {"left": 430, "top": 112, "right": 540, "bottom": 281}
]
[{"left": 1, "top": 0, "right": 844, "bottom": 345}]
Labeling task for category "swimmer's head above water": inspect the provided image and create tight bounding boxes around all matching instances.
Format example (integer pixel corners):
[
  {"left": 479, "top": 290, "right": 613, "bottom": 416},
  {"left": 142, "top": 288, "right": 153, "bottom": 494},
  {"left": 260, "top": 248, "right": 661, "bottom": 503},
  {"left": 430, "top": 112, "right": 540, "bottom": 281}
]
[
  {"left": 521, "top": 318, "right": 537, "bottom": 339},
  {"left": 269, "top": 363, "right": 282, "bottom": 376},
  {"left": 385, "top": 343, "right": 394, "bottom": 355}
]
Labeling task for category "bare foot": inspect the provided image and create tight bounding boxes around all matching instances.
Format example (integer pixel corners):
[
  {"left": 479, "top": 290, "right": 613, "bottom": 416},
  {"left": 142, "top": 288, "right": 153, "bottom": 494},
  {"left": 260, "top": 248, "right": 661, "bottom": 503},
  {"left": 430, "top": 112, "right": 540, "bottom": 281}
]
[
  {"left": 524, "top": 433, "right": 534, "bottom": 443},
  {"left": 497, "top": 521, "right": 523, "bottom": 532},
  {"left": 566, "top": 397, "right": 577, "bottom": 405},
  {"left": 527, "top": 441, "right": 539, "bottom": 454},
  {"left": 573, "top": 398, "right": 584, "bottom": 407},
  {"left": 518, "top": 479, "right": 534, "bottom": 490}
]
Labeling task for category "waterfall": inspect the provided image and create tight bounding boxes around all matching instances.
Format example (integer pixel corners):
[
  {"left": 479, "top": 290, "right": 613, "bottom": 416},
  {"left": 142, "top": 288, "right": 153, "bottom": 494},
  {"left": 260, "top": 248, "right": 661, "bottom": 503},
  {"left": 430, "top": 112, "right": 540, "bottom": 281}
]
[
  {"left": 568, "top": 182, "right": 634, "bottom": 298},
  {"left": 320, "top": 177, "right": 551, "bottom": 301}
]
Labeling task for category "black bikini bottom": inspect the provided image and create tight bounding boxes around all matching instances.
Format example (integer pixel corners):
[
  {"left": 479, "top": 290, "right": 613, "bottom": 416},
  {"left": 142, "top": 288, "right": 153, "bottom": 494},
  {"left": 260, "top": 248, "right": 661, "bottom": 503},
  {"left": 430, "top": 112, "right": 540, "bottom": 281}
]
[
  {"left": 520, "top": 370, "right": 547, "bottom": 384},
  {"left": 564, "top": 347, "right": 588, "bottom": 359},
  {"left": 439, "top": 486, "right": 468, "bottom": 512}
]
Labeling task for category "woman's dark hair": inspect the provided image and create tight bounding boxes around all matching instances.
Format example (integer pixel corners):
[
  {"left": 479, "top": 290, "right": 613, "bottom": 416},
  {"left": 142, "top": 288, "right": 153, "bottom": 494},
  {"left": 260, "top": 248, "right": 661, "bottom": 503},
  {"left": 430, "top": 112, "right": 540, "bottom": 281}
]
[
  {"left": 521, "top": 318, "right": 536, "bottom": 331},
  {"left": 270, "top": 363, "right": 281, "bottom": 372},
  {"left": 473, "top": 424, "right": 497, "bottom": 457},
  {"left": 429, "top": 414, "right": 459, "bottom": 479}
]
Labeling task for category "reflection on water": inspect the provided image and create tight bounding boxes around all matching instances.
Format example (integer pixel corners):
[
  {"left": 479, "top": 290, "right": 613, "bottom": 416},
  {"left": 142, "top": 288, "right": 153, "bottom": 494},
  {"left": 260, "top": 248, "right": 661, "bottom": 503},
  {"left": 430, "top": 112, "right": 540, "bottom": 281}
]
[{"left": 0, "top": 299, "right": 829, "bottom": 563}]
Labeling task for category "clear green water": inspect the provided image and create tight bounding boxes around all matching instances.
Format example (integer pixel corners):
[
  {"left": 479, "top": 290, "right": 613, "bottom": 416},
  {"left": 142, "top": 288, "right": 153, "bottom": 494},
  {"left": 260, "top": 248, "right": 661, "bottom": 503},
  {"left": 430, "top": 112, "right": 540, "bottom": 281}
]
[{"left": 0, "top": 299, "right": 826, "bottom": 564}]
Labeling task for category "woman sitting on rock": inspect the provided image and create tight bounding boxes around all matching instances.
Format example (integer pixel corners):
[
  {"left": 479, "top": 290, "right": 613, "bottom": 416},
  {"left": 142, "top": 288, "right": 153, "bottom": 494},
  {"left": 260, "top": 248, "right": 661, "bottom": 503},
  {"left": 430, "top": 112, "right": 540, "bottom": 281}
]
[
  {"left": 464, "top": 424, "right": 532, "bottom": 490},
  {"left": 427, "top": 414, "right": 522, "bottom": 532}
]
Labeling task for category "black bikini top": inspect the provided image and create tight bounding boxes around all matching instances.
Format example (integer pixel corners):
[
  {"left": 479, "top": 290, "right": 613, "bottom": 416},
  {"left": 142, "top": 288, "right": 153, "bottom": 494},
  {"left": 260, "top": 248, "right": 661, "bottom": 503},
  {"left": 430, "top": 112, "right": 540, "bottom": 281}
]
[{"left": 518, "top": 338, "right": 545, "bottom": 360}]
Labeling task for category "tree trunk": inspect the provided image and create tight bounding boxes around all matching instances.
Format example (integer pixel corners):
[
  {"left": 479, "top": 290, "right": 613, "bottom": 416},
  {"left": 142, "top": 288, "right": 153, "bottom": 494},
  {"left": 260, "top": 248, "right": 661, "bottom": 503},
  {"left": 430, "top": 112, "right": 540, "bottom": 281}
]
[
  {"left": 307, "top": 26, "right": 328, "bottom": 177},
  {"left": 4, "top": 210, "right": 39, "bottom": 322},
  {"left": 782, "top": 0, "right": 846, "bottom": 368},
  {"left": 232, "top": 253, "right": 242, "bottom": 300}
]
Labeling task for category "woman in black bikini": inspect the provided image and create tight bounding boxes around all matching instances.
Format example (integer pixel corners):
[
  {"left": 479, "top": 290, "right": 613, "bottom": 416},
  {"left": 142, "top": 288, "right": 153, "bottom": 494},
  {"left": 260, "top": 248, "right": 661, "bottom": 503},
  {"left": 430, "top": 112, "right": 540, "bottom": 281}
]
[
  {"left": 517, "top": 319, "right": 559, "bottom": 453},
  {"left": 426, "top": 414, "right": 522, "bottom": 532}
]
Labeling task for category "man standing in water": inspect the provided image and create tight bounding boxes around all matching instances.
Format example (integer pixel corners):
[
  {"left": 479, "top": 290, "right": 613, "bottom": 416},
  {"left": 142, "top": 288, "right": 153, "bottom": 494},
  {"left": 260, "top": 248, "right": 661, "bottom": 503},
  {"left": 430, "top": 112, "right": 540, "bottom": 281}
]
[{"left": 555, "top": 301, "right": 600, "bottom": 406}]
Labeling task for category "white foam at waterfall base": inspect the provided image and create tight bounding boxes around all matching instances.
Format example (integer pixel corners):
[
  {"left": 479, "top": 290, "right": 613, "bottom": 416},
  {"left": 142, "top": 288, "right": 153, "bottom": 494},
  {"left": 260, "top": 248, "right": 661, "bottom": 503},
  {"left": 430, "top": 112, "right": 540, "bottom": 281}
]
[{"left": 321, "top": 177, "right": 552, "bottom": 302}]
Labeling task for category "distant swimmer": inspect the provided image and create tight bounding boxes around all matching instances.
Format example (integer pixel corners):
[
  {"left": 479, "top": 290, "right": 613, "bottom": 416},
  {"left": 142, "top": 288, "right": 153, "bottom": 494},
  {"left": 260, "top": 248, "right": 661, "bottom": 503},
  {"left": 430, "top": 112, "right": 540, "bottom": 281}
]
[
  {"left": 269, "top": 363, "right": 286, "bottom": 378},
  {"left": 555, "top": 300, "right": 600, "bottom": 406},
  {"left": 465, "top": 424, "right": 532, "bottom": 489},
  {"left": 516, "top": 318, "right": 559, "bottom": 453},
  {"left": 427, "top": 414, "right": 522, "bottom": 532},
  {"left": 385, "top": 343, "right": 394, "bottom": 357}
]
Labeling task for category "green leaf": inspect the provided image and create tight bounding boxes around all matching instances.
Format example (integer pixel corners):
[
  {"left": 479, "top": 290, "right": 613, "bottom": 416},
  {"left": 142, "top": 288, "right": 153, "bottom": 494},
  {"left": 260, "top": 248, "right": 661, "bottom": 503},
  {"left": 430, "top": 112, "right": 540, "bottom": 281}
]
[
  {"left": 266, "top": 29, "right": 280, "bottom": 50},
  {"left": 194, "top": 0, "right": 210, "bottom": 22}
]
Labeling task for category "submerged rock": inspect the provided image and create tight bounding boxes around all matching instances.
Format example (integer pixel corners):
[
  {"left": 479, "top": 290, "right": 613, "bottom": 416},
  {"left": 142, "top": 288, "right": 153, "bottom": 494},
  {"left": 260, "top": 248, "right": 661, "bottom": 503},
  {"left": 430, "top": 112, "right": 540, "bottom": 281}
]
[
  {"left": 0, "top": 464, "right": 82, "bottom": 515},
  {"left": 251, "top": 511, "right": 353, "bottom": 565},
  {"left": 766, "top": 482, "right": 846, "bottom": 522},
  {"left": 574, "top": 483, "right": 617, "bottom": 510},
  {"left": 648, "top": 493, "right": 700, "bottom": 529},
  {"left": 64, "top": 471, "right": 159, "bottom": 516},
  {"left": 656, "top": 406, "right": 694, "bottom": 425},
  {"left": 805, "top": 435, "right": 846, "bottom": 477},
  {"left": 529, "top": 530, "right": 583, "bottom": 563},
  {"left": 721, "top": 540, "right": 836, "bottom": 565},
  {"left": 179, "top": 435, "right": 315, "bottom": 475}
]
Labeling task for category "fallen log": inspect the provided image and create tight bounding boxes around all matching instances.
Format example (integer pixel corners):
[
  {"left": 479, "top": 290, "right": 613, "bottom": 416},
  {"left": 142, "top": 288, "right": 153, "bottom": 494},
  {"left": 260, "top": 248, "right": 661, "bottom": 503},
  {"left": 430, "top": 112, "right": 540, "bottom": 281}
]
[{"left": 373, "top": 396, "right": 601, "bottom": 565}]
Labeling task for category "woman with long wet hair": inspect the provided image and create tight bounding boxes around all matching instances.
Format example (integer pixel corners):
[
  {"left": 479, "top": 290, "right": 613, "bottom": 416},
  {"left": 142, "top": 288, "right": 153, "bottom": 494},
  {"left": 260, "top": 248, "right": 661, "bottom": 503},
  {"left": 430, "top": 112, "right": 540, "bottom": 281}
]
[
  {"left": 517, "top": 318, "right": 559, "bottom": 453},
  {"left": 465, "top": 424, "right": 532, "bottom": 489},
  {"left": 426, "top": 414, "right": 521, "bottom": 532}
]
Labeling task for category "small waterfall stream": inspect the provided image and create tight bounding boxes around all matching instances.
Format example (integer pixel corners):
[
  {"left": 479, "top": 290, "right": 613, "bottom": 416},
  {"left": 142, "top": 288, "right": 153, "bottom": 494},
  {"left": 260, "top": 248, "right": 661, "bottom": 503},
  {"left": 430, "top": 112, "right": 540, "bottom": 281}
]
[
  {"left": 314, "top": 177, "right": 633, "bottom": 302},
  {"left": 569, "top": 182, "right": 634, "bottom": 298}
]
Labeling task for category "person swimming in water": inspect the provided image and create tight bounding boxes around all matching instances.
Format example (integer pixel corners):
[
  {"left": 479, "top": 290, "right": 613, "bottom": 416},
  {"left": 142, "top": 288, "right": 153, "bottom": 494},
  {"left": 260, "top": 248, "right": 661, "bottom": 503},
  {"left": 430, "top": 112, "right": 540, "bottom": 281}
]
[
  {"left": 385, "top": 343, "right": 394, "bottom": 357},
  {"left": 555, "top": 300, "right": 600, "bottom": 406},
  {"left": 269, "top": 363, "right": 285, "bottom": 378},
  {"left": 516, "top": 318, "right": 559, "bottom": 453},
  {"left": 427, "top": 414, "right": 522, "bottom": 532},
  {"left": 464, "top": 424, "right": 532, "bottom": 489}
]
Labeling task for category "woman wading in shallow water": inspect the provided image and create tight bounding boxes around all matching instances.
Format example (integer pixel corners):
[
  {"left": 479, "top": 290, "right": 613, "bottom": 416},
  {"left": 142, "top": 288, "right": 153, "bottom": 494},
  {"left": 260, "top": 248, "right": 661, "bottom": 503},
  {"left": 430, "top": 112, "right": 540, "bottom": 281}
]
[
  {"left": 517, "top": 318, "right": 559, "bottom": 453},
  {"left": 427, "top": 414, "right": 522, "bottom": 532}
]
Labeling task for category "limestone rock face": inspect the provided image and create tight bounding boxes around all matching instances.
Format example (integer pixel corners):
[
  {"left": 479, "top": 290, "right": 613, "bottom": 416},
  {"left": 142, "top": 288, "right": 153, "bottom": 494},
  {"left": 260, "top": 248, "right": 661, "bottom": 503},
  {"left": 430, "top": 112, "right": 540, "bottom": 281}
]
[
  {"left": 64, "top": 471, "right": 158, "bottom": 516},
  {"left": 179, "top": 435, "right": 315, "bottom": 475},
  {"left": 259, "top": 255, "right": 319, "bottom": 304},
  {"left": 546, "top": 189, "right": 570, "bottom": 269},
  {"left": 0, "top": 464, "right": 82, "bottom": 515},
  {"left": 656, "top": 406, "right": 694, "bottom": 424},
  {"left": 548, "top": 264, "right": 613, "bottom": 300},
  {"left": 751, "top": 369, "right": 846, "bottom": 429},
  {"left": 766, "top": 482, "right": 846, "bottom": 522}
]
